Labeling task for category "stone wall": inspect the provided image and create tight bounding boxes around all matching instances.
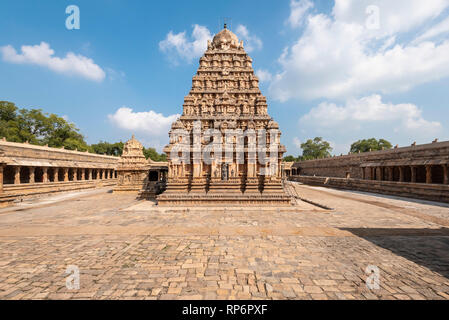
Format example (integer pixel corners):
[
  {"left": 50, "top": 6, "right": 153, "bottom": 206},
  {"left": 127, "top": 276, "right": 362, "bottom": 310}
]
[
  {"left": 290, "top": 176, "right": 449, "bottom": 204},
  {"left": 287, "top": 140, "right": 449, "bottom": 203},
  {"left": 293, "top": 140, "right": 449, "bottom": 183}
]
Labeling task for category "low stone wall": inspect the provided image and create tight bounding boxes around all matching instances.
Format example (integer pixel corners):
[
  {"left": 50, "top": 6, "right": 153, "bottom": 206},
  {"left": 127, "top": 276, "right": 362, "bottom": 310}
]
[
  {"left": 290, "top": 176, "right": 449, "bottom": 204},
  {"left": 0, "top": 179, "right": 117, "bottom": 207}
]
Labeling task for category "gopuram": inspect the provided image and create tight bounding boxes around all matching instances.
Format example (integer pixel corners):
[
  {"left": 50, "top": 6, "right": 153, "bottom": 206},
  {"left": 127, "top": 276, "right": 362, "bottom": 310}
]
[{"left": 157, "top": 25, "right": 291, "bottom": 206}]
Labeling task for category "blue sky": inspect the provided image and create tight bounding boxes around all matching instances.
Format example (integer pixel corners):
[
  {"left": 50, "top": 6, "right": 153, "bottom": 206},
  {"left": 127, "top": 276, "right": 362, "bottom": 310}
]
[{"left": 1, "top": 0, "right": 449, "bottom": 155}]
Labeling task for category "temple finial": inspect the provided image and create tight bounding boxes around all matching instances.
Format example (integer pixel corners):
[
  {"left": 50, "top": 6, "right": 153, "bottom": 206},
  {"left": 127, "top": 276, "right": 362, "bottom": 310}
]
[{"left": 224, "top": 23, "right": 227, "bottom": 29}]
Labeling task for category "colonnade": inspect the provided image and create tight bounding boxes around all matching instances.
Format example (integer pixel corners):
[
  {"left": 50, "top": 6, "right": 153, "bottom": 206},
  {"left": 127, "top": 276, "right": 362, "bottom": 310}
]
[
  {"left": 0, "top": 165, "right": 117, "bottom": 192},
  {"left": 362, "top": 164, "right": 449, "bottom": 185}
]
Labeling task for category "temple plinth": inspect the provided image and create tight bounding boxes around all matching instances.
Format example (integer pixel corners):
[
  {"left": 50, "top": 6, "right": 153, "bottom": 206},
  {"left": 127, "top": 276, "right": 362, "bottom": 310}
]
[{"left": 157, "top": 26, "right": 291, "bottom": 206}]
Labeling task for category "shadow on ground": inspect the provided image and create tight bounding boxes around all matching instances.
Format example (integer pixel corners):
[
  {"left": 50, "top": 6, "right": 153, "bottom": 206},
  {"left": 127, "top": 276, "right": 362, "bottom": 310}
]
[{"left": 342, "top": 227, "right": 449, "bottom": 279}]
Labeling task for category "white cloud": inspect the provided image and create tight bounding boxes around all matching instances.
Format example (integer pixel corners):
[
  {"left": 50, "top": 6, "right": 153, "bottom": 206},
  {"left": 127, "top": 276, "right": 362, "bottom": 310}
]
[
  {"left": 298, "top": 95, "right": 442, "bottom": 149},
  {"left": 1, "top": 42, "right": 105, "bottom": 81},
  {"left": 413, "top": 16, "right": 449, "bottom": 43},
  {"left": 288, "top": 0, "right": 314, "bottom": 28},
  {"left": 159, "top": 25, "right": 212, "bottom": 64},
  {"left": 235, "top": 25, "right": 263, "bottom": 52},
  {"left": 333, "top": 0, "right": 449, "bottom": 38},
  {"left": 108, "top": 107, "right": 180, "bottom": 136},
  {"left": 256, "top": 69, "right": 273, "bottom": 82},
  {"left": 269, "top": 1, "right": 449, "bottom": 101}
]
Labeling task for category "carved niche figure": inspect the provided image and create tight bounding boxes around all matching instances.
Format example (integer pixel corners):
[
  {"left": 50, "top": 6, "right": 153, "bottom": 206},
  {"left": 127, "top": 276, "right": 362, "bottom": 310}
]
[
  {"left": 235, "top": 106, "right": 241, "bottom": 116},
  {"left": 250, "top": 105, "right": 255, "bottom": 115},
  {"left": 221, "top": 164, "right": 229, "bottom": 181},
  {"left": 201, "top": 102, "right": 208, "bottom": 114},
  {"left": 242, "top": 101, "right": 249, "bottom": 114}
]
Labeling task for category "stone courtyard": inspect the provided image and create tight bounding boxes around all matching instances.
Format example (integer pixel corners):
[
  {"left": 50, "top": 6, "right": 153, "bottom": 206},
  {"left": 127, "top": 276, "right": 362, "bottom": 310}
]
[{"left": 0, "top": 181, "right": 448, "bottom": 300}]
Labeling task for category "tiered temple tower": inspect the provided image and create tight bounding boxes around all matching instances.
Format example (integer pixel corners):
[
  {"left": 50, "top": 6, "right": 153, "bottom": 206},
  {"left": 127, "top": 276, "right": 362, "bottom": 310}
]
[{"left": 157, "top": 25, "right": 291, "bottom": 206}]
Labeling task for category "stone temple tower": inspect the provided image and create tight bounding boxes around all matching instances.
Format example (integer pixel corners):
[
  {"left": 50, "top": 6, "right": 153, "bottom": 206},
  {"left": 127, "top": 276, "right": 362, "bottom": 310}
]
[{"left": 157, "top": 25, "right": 291, "bottom": 206}]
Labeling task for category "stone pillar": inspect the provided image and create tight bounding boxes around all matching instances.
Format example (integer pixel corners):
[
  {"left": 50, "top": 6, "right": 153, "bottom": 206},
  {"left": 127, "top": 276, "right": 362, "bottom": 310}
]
[
  {"left": 101, "top": 169, "right": 104, "bottom": 180},
  {"left": 81, "top": 169, "right": 86, "bottom": 181},
  {"left": 399, "top": 166, "right": 404, "bottom": 182},
  {"left": 53, "top": 168, "right": 59, "bottom": 182},
  {"left": 29, "top": 167, "right": 35, "bottom": 184},
  {"left": 73, "top": 169, "right": 78, "bottom": 181},
  {"left": 362, "top": 168, "right": 366, "bottom": 180},
  {"left": 63, "top": 168, "right": 69, "bottom": 182},
  {"left": 14, "top": 166, "right": 21, "bottom": 184},
  {"left": 411, "top": 166, "right": 417, "bottom": 183},
  {"left": 42, "top": 167, "right": 48, "bottom": 183},
  {"left": 444, "top": 165, "right": 449, "bottom": 185},
  {"left": 0, "top": 164, "right": 4, "bottom": 194},
  {"left": 426, "top": 165, "right": 432, "bottom": 184},
  {"left": 88, "top": 169, "right": 92, "bottom": 180}
]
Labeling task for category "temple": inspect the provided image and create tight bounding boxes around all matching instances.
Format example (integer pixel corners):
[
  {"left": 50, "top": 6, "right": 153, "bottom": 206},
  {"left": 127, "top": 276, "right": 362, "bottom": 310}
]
[
  {"left": 157, "top": 26, "right": 291, "bottom": 206},
  {"left": 114, "top": 135, "right": 168, "bottom": 199}
]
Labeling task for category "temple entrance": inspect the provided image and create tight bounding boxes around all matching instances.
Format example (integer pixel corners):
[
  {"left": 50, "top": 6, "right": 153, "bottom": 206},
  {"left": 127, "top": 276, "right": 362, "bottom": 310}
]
[{"left": 149, "top": 171, "right": 159, "bottom": 182}]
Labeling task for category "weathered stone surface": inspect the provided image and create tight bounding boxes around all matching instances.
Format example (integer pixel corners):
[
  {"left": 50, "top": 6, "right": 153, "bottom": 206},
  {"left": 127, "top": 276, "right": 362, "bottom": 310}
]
[
  {"left": 158, "top": 26, "right": 290, "bottom": 206},
  {"left": 0, "top": 139, "right": 118, "bottom": 207},
  {"left": 0, "top": 184, "right": 448, "bottom": 300},
  {"left": 114, "top": 135, "right": 167, "bottom": 199}
]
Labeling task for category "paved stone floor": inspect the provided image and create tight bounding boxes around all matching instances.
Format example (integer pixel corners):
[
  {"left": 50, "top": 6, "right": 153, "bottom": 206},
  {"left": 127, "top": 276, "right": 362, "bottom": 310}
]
[{"left": 0, "top": 182, "right": 448, "bottom": 300}]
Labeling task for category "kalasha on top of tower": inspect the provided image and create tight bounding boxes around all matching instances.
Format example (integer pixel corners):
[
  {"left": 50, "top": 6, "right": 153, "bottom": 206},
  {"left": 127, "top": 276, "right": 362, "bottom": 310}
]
[{"left": 210, "top": 24, "right": 243, "bottom": 50}]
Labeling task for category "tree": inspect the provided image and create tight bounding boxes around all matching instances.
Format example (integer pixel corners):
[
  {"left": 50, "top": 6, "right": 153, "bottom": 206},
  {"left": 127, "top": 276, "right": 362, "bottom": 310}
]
[
  {"left": 350, "top": 138, "right": 392, "bottom": 153},
  {"left": 300, "top": 137, "right": 333, "bottom": 160},
  {"left": 90, "top": 141, "right": 124, "bottom": 156},
  {"left": 283, "top": 155, "right": 298, "bottom": 162},
  {"left": 143, "top": 147, "right": 167, "bottom": 162},
  {"left": 0, "top": 101, "right": 90, "bottom": 151}
]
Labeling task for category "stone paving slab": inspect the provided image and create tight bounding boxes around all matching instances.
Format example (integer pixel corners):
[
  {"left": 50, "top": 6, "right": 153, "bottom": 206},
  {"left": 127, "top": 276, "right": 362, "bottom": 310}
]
[{"left": 0, "top": 184, "right": 448, "bottom": 300}]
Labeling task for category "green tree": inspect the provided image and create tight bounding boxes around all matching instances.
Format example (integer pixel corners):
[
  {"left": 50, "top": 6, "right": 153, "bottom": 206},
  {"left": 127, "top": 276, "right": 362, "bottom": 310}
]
[
  {"left": 300, "top": 137, "right": 333, "bottom": 160},
  {"left": 90, "top": 141, "right": 124, "bottom": 156},
  {"left": 283, "top": 155, "right": 299, "bottom": 162},
  {"left": 350, "top": 138, "right": 393, "bottom": 153},
  {"left": 0, "top": 101, "right": 90, "bottom": 151},
  {"left": 143, "top": 147, "right": 167, "bottom": 162}
]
